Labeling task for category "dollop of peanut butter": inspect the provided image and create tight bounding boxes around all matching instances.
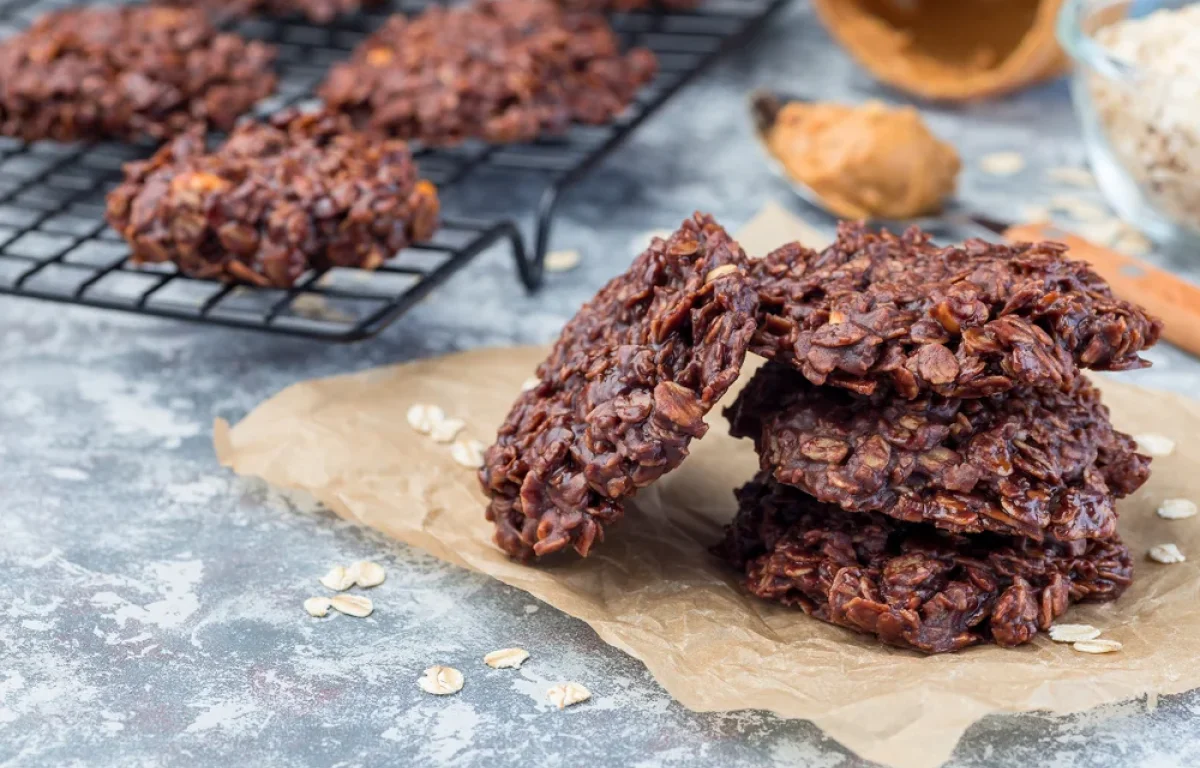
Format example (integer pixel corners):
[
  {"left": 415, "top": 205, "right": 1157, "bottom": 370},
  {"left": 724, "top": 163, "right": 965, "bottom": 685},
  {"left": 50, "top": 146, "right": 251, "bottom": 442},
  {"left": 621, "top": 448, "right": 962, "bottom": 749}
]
[{"left": 766, "top": 100, "right": 960, "bottom": 220}]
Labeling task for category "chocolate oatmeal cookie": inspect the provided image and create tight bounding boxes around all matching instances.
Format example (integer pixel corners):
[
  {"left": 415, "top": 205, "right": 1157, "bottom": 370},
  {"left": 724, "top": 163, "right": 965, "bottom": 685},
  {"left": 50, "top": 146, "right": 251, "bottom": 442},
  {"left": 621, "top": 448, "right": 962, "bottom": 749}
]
[
  {"left": 727, "top": 362, "right": 1150, "bottom": 541},
  {"left": 155, "top": 0, "right": 382, "bottom": 23},
  {"left": 318, "top": 0, "right": 657, "bottom": 145},
  {"left": 0, "top": 6, "right": 276, "bottom": 143},
  {"left": 106, "top": 109, "right": 439, "bottom": 287},
  {"left": 480, "top": 214, "right": 758, "bottom": 561},
  {"left": 749, "top": 223, "right": 1162, "bottom": 399},
  {"left": 715, "top": 475, "right": 1133, "bottom": 653}
]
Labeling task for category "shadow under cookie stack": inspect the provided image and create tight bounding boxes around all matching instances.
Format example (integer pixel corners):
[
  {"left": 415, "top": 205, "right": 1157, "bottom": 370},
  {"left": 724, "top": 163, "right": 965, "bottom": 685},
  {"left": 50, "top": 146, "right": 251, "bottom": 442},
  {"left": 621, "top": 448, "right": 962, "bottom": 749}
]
[{"left": 480, "top": 215, "right": 1164, "bottom": 654}]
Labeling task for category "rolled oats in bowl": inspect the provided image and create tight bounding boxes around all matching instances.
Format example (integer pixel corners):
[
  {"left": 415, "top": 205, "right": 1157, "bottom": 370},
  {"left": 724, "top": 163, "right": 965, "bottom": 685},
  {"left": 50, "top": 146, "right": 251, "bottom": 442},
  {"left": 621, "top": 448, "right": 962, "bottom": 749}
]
[{"left": 1059, "top": 0, "right": 1200, "bottom": 247}]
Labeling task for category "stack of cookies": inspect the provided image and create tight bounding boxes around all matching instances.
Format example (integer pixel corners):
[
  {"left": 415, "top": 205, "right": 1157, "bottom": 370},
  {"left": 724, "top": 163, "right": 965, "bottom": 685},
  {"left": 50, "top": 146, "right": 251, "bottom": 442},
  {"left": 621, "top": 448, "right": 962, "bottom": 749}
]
[
  {"left": 479, "top": 215, "right": 1163, "bottom": 654},
  {"left": 718, "top": 223, "right": 1160, "bottom": 653}
]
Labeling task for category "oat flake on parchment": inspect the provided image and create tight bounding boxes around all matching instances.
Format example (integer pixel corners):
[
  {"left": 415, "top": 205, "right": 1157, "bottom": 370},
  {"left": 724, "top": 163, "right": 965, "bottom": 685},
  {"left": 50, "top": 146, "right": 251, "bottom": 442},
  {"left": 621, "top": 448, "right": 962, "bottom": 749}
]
[
  {"left": 406, "top": 404, "right": 445, "bottom": 435},
  {"left": 1157, "top": 499, "right": 1198, "bottom": 520},
  {"left": 451, "top": 439, "right": 485, "bottom": 468},
  {"left": 1049, "top": 624, "right": 1102, "bottom": 643},
  {"left": 1148, "top": 543, "right": 1186, "bottom": 564},
  {"left": 1135, "top": 434, "right": 1176, "bottom": 457},
  {"left": 429, "top": 418, "right": 465, "bottom": 444},
  {"left": 1073, "top": 639, "right": 1123, "bottom": 654}
]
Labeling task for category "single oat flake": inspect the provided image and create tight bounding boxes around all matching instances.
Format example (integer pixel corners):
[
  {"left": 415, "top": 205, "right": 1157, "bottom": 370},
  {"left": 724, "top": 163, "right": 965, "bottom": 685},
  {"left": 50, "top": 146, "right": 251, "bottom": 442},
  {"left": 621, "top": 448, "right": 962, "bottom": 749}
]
[
  {"left": 521, "top": 377, "right": 541, "bottom": 392},
  {"left": 303, "top": 597, "right": 332, "bottom": 618},
  {"left": 429, "top": 417, "right": 465, "bottom": 444},
  {"left": 1073, "top": 638, "right": 1123, "bottom": 654},
  {"left": 705, "top": 264, "right": 738, "bottom": 283},
  {"left": 319, "top": 565, "right": 354, "bottom": 592},
  {"left": 418, "top": 666, "right": 464, "bottom": 695},
  {"left": 483, "top": 648, "right": 530, "bottom": 669},
  {"left": 544, "top": 250, "right": 581, "bottom": 272},
  {"left": 347, "top": 560, "right": 386, "bottom": 588},
  {"left": 451, "top": 439, "right": 485, "bottom": 468},
  {"left": 1047, "top": 166, "right": 1095, "bottom": 187},
  {"left": 546, "top": 682, "right": 591, "bottom": 709},
  {"left": 1048, "top": 623, "right": 1101, "bottom": 643},
  {"left": 1134, "top": 433, "right": 1175, "bottom": 457},
  {"left": 406, "top": 403, "right": 445, "bottom": 435},
  {"left": 330, "top": 594, "right": 374, "bottom": 617},
  {"left": 1157, "top": 499, "right": 1198, "bottom": 520},
  {"left": 1148, "top": 543, "right": 1187, "bottom": 564},
  {"left": 979, "top": 151, "right": 1026, "bottom": 176}
]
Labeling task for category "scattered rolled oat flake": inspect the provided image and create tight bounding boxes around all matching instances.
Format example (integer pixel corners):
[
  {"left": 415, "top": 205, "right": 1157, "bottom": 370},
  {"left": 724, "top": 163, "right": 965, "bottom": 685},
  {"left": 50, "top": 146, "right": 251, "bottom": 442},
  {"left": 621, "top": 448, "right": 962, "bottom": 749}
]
[
  {"left": 521, "top": 377, "right": 541, "bottom": 392},
  {"left": 483, "top": 648, "right": 530, "bottom": 669},
  {"left": 406, "top": 403, "right": 445, "bottom": 435},
  {"left": 418, "top": 665, "right": 464, "bottom": 695},
  {"left": 450, "top": 439, "right": 486, "bottom": 468},
  {"left": 704, "top": 264, "right": 739, "bottom": 283},
  {"left": 1148, "top": 543, "right": 1186, "bottom": 564},
  {"left": 429, "top": 417, "right": 466, "bottom": 444},
  {"left": 330, "top": 594, "right": 374, "bottom": 617},
  {"left": 1112, "top": 226, "right": 1152, "bottom": 256},
  {"left": 544, "top": 249, "right": 581, "bottom": 272},
  {"left": 546, "top": 682, "right": 591, "bottom": 709},
  {"left": 1135, "top": 433, "right": 1176, "bottom": 457},
  {"left": 979, "top": 151, "right": 1026, "bottom": 176},
  {"left": 1049, "top": 194, "right": 1108, "bottom": 222},
  {"left": 319, "top": 565, "right": 354, "bottom": 592},
  {"left": 303, "top": 597, "right": 333, "bottom": 618},
  {"left": 1157, "top": 498, "right": 1198, "bottom": 520},
  {"left": 1073, "top": 638, "right": 1123, "bottom": 654},
  {"left": 1048, "top": 623, "right": 1101, "bottom": 643},
  {"left": 1047, "top": 166, "right": 1095, "bottom": 187},
  {"left": 347, "top": 560, "right": 386, "bottom": 588}
]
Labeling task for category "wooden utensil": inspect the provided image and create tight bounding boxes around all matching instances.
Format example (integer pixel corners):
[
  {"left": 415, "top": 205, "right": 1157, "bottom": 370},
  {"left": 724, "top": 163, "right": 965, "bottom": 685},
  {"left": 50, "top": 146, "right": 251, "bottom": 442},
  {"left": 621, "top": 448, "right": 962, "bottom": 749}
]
[{"left": 1005, "top": 222, "right": 1200, "bottom": 358}]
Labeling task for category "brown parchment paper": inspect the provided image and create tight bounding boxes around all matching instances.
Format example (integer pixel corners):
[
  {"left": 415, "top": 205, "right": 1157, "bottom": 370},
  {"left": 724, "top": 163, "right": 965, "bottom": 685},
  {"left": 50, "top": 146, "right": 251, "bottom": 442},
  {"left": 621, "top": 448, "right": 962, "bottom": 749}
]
[{"left": 215, "top": 205, "right": 1200, "bottom": 768}]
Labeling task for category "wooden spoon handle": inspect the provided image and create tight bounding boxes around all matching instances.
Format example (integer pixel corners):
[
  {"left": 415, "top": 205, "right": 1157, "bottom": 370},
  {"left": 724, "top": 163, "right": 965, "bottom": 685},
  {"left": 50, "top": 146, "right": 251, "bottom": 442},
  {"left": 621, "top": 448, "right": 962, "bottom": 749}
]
[{"left": 1005, "top": 222, "right": 1200, "bottom": 359}]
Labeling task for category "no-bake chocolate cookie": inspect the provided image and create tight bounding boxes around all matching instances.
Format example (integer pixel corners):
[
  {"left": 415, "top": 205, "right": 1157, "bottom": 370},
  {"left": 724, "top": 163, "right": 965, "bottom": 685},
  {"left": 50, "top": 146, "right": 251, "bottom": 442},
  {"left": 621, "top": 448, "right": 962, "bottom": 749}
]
[
  {"left": 715, "top": 475, "right": 1134, "bottom": 654},
  {"left": 318, "top": 0, "right": 657, "bottom": 145},
  {"left": 0, "top": 6, "right": 276, "bottom": 142},
  {"left": 749, "top": 223, "right": 1162, "bottom": 399},
  {"left": 155, "top": 0, "right": 382, "bottom": 23},
  {"left": 105, "top": 109, "right": 439, "bottom": 287},
  {"left": 480, "top": 214, "right": 758, "bottom": 561},
  {"left": 726, "top": 362, "right": 1150, "bottom": 541}
]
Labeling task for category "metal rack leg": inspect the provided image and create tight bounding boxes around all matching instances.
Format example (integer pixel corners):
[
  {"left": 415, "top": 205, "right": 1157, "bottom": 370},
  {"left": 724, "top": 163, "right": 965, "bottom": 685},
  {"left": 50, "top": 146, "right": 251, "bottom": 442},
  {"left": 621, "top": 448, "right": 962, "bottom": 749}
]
[{"left": 523, "top": 182, "right": 564, "bottom": 292}]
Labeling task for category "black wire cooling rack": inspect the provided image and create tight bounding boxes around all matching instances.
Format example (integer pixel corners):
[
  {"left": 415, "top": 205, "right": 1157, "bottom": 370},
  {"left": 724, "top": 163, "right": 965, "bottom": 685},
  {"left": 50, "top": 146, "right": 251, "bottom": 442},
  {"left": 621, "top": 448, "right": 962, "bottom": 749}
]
[{"left": 0, "top": 0, "right": 789, "bottom": 340}]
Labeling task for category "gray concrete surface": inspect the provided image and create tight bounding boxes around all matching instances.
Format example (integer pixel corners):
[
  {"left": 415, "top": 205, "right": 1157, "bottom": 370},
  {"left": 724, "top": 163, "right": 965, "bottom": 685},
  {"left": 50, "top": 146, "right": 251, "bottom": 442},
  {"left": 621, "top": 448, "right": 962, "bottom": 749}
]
[{"left": 3, "top": 2, "right": 1200, "bottom": 766}]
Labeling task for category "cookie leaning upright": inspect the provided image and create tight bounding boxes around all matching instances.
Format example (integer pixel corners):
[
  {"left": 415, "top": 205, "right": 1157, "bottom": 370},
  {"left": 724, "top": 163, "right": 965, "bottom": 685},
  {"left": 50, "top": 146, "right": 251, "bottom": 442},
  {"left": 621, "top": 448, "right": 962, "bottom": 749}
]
[{"left": 480, "top": 214, "right": 759, "bottom": 561}]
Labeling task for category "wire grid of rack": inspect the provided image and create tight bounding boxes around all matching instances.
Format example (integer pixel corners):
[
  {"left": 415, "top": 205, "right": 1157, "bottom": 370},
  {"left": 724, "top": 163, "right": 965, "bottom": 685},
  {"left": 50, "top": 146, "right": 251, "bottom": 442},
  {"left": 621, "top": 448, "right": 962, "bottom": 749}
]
[{"left": 0, "top": 0, "right": 789, "bottom": 340}]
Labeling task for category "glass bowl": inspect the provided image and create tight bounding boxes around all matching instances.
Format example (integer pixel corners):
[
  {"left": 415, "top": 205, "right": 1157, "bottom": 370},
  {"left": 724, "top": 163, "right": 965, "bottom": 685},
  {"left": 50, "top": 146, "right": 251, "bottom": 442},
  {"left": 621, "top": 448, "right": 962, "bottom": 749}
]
[{"left": 1057, "top": 0, "right": 1200, "bottom": 250}]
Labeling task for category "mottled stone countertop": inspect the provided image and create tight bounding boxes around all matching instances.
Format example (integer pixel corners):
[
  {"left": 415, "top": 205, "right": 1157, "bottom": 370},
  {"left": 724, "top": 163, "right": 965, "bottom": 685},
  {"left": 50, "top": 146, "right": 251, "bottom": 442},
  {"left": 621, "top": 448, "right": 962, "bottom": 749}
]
[{"left": 3, "top": 2, "right": 1200, "bottom": 766}]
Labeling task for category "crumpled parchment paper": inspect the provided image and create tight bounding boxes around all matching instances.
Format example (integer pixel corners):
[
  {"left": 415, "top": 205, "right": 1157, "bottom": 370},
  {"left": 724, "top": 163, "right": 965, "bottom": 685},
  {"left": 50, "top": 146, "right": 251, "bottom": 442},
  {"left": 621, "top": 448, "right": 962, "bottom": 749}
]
[{"left": 215, "top": 204, "right": 1200, "bottom": 768}]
